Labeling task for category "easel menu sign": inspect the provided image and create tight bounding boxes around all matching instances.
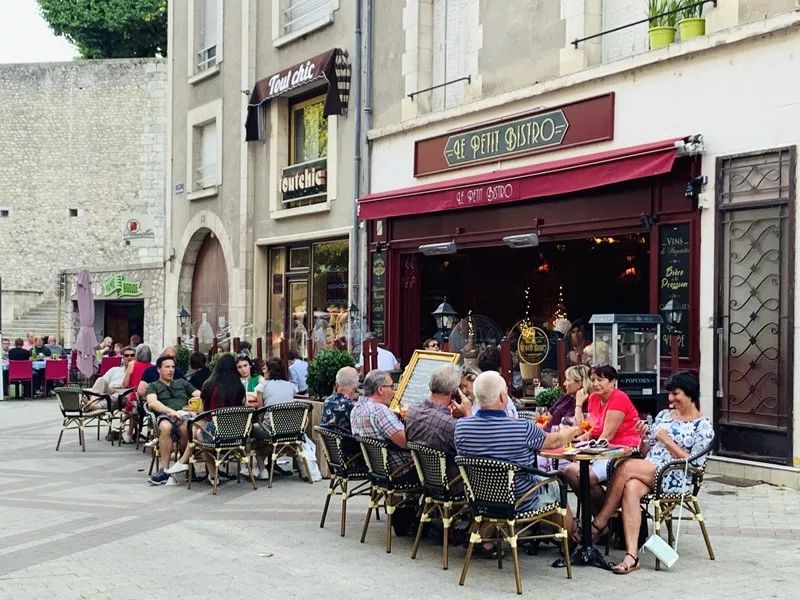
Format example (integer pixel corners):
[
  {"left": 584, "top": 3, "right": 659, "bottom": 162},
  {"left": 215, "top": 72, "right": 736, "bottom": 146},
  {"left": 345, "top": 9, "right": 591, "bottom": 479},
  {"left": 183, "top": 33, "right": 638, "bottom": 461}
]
[
  {"left": 390, "top": 350, "right": 460, "bottom": 411},
  {"left": 658, "top": 223, "right": 691, "bottom": 358}
]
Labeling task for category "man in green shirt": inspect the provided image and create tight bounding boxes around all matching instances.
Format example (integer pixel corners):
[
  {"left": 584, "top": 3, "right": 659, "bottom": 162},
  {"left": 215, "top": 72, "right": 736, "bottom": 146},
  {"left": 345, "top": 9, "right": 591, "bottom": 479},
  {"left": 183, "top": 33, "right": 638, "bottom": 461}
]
[{"left": 146, "top": 355, "right": 200, "bottom": 485}]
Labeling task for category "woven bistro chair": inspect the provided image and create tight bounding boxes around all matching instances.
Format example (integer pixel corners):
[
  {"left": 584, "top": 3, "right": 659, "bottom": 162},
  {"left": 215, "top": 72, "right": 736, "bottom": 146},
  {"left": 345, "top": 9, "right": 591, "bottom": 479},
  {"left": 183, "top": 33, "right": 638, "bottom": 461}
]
[
  {"left": 454, "top": 456, "right": 572, "bottom": 595},
  {"left": 407, "top": 442, "right": 470, "bottom": 570},
  {"left": 640, "top": 438, "right": 716, "bottom": 570},
  {"left": 82, "top": 386, "right": 136, "bottom": 446},
  {"left": 187, "top": 406, "right": 255, "bottom": 495},
  {"left": 315, "top": 426, "right": 371, "bottom": 537},
  {"left": 262, "top": 401, "right": 313, "bottom": 488},
  {"left": 357, "top": 435, "right": 421, "bottom": 554},
  {"left": 54, "top": 387, "right": 111, "bottom": 452}
]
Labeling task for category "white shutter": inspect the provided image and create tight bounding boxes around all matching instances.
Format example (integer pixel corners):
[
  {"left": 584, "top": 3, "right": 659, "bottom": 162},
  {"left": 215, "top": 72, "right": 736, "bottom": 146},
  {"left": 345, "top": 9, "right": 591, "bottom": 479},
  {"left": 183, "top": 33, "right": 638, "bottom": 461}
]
[
  {"left": 201, "top": 0, "right": 217, "bottom": 49},
  {"left": 601, "top": 0, "right": 648, "bottom": 63},
  {"left": 432, "top": 0, "right": 466, "bottom": 111},
  {"left": 285, "top": 0, "right": 332, "bottom": 33},
  {"left": 200, "top": 122, "right": 217, "bottom": 188}
]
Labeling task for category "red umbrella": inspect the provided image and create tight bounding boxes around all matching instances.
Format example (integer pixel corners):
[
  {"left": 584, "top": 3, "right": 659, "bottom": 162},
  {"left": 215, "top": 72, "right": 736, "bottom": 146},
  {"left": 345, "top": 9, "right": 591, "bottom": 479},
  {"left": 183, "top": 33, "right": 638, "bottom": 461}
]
[{"left": 75, "top": 269, "right": 97, "bottom": 378}]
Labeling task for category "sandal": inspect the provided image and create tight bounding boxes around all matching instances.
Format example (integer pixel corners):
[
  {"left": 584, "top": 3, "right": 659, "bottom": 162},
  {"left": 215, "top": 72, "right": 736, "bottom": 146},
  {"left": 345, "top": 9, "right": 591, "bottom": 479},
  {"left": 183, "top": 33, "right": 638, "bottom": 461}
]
[
  {"left": 612, "top": 552, "right": 640, "bottom": 574},
  {"left": 570, "top": 519, "right": 608, "bottom": 544}
]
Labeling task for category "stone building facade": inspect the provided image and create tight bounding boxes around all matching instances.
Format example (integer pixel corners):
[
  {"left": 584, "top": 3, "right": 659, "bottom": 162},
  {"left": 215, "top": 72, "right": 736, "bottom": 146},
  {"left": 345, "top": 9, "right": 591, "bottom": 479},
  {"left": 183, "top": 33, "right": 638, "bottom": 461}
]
[
  {"left": 361, "top": 0, "right": 800, "bottom": 486},
  {"left": 0, "top": 58, "right": 168, "bottom": 347}
]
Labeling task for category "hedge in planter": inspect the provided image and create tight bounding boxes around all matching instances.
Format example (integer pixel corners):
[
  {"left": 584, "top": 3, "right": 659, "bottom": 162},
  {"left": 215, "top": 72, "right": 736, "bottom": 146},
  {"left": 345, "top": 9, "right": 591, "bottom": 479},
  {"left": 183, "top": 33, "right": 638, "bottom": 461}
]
[
  {"left": 307, "top": 348, "right": 356, "bottom": 399},
  {"left": 533, "top": 387, "right": 563, "bottom": 409}
]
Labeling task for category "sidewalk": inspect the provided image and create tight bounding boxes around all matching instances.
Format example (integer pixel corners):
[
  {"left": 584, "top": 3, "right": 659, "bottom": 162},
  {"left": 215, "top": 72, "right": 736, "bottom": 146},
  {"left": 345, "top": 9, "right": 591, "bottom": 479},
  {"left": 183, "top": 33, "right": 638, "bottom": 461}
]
[{"left": 0, "top": 399, "right": 796, "bottom": 599}]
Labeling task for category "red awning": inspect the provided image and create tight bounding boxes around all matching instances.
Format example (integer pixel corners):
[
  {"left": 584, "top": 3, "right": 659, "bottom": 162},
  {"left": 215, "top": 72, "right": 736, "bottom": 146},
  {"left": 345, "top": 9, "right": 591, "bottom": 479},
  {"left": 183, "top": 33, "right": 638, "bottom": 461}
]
[{"left": 358, "top": 138, "right": 683, "bottom": 220}]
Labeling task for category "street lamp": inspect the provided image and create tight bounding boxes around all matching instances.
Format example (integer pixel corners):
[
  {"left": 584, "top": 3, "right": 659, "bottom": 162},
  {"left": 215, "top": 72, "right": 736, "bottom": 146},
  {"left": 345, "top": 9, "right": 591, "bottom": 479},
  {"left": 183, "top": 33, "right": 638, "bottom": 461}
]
[
  {"left": 432, "top": 299, "right": 458, "bottom": 350},
  {"left": 661, "top": 299, "right": 686, "bottom": 372},
  {"left": 177, "top": 306, "right": 191, "bottom": 336}
]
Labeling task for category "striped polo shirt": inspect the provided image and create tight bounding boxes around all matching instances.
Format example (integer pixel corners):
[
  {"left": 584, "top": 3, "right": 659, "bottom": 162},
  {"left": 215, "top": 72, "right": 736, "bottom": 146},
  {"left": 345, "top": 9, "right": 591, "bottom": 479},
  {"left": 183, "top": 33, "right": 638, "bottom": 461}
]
[{"left": 454, "top": 408, "right": 546, "bottom": 509}]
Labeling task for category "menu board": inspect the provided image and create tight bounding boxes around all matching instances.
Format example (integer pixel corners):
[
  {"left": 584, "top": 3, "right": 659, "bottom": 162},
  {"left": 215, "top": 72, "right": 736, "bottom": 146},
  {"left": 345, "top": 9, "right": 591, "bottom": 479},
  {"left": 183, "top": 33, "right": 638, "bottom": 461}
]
[
  {"left": 390, "top": 350, "right": 460, "bottom": 410},
  {"left": 658, "top": 223, "right": 691, "bottom": 358},
  {"left": 371, "top": 251, "right": 386, "bottom": 342}
]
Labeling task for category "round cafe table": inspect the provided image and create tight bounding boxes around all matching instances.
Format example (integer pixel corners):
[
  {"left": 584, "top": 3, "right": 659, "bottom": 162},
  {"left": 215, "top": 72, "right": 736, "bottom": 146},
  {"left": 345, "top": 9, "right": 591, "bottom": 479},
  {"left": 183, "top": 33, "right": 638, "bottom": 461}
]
[{"left": 539, "top": 445, "right": 633, "bottom": 570}]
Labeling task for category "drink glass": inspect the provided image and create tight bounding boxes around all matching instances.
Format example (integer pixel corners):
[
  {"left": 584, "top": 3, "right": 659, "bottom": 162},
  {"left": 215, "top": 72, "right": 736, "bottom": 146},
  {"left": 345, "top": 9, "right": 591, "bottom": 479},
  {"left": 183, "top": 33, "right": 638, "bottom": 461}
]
[
  {"left": 561, "top": 417, "right": 575, "bottom": 449},
  {"left": 579, "top": 412, "right": 593, "bottom": 433},
  {"left": 534, "top": 407, "right": 551, "bottom": 427}
]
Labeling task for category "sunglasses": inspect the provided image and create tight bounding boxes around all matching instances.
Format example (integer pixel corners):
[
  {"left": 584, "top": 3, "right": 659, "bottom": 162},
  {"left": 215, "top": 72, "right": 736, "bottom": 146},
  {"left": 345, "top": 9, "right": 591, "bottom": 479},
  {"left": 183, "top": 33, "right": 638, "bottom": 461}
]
[{"left": 123, "top": 354, "right": 135, "bottom": 358}]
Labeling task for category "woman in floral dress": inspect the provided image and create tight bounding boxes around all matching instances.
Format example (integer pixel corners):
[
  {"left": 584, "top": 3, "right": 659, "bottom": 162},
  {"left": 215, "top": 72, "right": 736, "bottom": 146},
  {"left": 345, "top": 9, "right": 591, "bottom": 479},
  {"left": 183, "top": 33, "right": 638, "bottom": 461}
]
[{"left": 590, "top": 371, "right": 713, "bottom": 574}]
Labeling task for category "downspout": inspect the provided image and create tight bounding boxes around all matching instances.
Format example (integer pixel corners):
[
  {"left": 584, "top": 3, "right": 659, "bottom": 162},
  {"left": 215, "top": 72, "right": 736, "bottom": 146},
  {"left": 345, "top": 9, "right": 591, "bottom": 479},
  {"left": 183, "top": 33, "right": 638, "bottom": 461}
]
[
  {"left": 361, "top": 0, "right": 374, "bottom": 328},
  {"left": 351, "top": 0, "right": 363, "bottom": 335}
]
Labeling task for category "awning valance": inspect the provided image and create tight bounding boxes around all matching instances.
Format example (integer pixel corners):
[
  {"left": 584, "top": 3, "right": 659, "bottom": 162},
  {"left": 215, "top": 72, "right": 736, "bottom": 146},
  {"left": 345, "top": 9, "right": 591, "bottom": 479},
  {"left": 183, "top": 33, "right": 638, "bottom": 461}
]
[
  {"left": 358, "top": 138, "right": 684, "bottom": 220},
  {"left": 245, "top": 48, "right": 351, "bottom": 142}
]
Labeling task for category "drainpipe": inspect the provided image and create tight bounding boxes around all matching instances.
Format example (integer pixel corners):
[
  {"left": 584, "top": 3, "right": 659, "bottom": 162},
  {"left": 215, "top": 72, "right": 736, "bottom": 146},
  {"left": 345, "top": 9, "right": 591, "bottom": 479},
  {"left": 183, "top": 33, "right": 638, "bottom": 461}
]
[
  {"left": 351, "top": 0, "right": 363, "bottom": 335},
  {"left": 361, "top": 0, "right": 374, "bottom": 330}
]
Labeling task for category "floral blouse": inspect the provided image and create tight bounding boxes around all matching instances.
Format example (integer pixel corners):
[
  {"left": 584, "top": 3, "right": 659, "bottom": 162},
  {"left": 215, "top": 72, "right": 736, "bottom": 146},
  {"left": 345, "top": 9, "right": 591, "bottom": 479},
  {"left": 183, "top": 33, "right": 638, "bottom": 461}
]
[
  {"left": 320, "top": 392, "right": 356, "bottom": 434},
  {"left": 645, "top": 409, "right": 714, "bottom": 493}
]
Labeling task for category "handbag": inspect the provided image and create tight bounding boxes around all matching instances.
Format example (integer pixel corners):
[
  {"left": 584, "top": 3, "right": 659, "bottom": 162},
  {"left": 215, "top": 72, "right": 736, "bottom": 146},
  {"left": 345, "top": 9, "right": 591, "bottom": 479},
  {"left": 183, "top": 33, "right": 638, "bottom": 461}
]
[{"left": 641, "top": 458, "right": 689, "bottom": 569}]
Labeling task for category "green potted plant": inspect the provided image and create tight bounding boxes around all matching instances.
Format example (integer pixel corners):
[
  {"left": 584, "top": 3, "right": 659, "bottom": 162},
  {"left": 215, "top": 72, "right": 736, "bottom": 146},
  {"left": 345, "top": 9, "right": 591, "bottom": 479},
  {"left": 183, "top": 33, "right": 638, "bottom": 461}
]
[
  {"left": 174, "top": 344, "right": 190, "bottom": 374},
  {"left": 677, "top": 0, "right": 705, "bottom": 41},
  {"left": 306, "top": 348, "right": 356, "bottom": 399},
  {"left": 648, "top": 0, "right": 678, "bottom": 50},
  {"left": 533, "top": 387, "right": 562, "bottom": 409}
]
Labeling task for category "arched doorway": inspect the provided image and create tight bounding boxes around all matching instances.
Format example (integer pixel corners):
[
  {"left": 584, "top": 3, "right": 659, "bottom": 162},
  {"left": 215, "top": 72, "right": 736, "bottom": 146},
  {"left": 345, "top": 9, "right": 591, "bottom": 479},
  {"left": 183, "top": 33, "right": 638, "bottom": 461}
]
[{"left": 191, "top": 232, "right": 228, "bottom": 335}]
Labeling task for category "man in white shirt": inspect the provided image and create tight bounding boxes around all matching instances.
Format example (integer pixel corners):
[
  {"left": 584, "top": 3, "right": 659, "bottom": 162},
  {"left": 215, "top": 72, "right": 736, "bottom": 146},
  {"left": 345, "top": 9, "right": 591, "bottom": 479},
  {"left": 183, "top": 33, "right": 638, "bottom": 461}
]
[
  {"left": 83, "top": 346, "right": 136, "bottom": 411},
  {"left": 287, "top": 350, "right": 309, "bottom": 394},
  {"left": 357, "top": 333, "right": 400, "bottom": 374}
]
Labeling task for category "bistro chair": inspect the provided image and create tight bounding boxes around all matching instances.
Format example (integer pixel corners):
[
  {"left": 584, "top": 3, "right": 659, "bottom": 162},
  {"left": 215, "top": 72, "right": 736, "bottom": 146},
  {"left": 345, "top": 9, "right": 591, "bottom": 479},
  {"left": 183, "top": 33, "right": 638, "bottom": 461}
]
[
  {"left": 357, "top": 435, "right": 421, "bottom": 554},
  {"left": 142, "top": 402, "right": 163, "bottom": 475},
  {"left": 188, "top": 406, "right": 255, "bottom": 495},
  {"left": 83, "top": 386, "right": 136, "bottom": 446},
  {"left": 641, "top": 438, "right": 716, "bottom": 570},
  {"left": 315, "top": 426, "right": 370, "bottom": 537},
  {"left": 54, "top": 387, "right": 111, "bottom": 452},
  {"left": 98, "top": 356, "right": 122, "bottom": 377},
  {"left": 454, "top": 456, "right": 572, "bottom": 595},
  {"left": 262, "top": 401, "right": 313, "bottom": 488},
  {"left": 44, "top": 358, "right": 69, "bottom": 397},
  {"left": 8, "top": 360, "right": 34, "bottom": 398},
  {"left": 407, "top": 442, "right": 470, "bottom": 570}
]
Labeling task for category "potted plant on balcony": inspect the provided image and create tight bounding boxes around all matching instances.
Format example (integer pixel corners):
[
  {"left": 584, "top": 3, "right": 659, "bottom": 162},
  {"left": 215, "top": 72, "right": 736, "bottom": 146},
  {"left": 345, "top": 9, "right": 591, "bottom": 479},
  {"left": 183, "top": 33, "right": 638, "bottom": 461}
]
[
  {"left": 648, "top": 0, "right": 678, "bottom": 50},
  {"left": 677, "top": 0, "right": 706, "bottom": 41}
]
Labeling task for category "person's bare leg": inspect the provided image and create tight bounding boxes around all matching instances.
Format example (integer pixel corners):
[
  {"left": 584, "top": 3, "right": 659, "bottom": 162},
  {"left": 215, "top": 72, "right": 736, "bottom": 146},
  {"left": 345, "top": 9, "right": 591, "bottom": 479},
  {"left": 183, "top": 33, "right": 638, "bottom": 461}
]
[
  {"left": 158, "top": 420, "right": 173, "bottom": 470},
  {"left": 588, "top": 473, "right": 606, "bottom": 513},
  {"left": 562, "top": 463, "right": 580, "bottom": 493},
  {"left": 594, "top": 460, "right": 640, "bottom": 528},
  {"left": 613, "top": 479, "right": 650, "bottom": 572}
]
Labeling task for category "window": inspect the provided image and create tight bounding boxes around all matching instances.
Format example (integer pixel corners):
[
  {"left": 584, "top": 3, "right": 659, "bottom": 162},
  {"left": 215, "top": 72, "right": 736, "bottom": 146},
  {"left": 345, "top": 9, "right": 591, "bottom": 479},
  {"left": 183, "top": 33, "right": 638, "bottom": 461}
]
[
  {"left": 290, "top": 96, "right": 328, "bottom": 165},
  {"left": 186, "top": 99, "right": 223, "bottom": 199},
  {"left": 0, "top": 209, "right": 9, "bottom": 218},
  {"left": 188, "top": 0, "right": 222, "bottom": 79},
  {"left": 601, "top": 0, "right": 648, "bottom": 62},
  {"left": 198, "top": 0, "right": 217, "bottom": 71},
  {"left": 432, "top": 0, "right": 468, "bottom": 111},
  {"left": 196, "top": 122, "right": 217, "bottom": 189},
  {"left": 285, "top": 0, "right": 333, "bottom": 33}
]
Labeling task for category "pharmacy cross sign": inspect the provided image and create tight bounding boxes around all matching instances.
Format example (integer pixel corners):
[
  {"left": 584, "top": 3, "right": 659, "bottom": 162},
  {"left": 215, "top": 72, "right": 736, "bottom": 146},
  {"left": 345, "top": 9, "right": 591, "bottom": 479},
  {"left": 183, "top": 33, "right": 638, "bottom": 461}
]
[
  {"left": 443, "top": 109, "right": 569, "bottom": 168},
  {"left": 102, "top": 274, "right": 142, "bottom": 298}
]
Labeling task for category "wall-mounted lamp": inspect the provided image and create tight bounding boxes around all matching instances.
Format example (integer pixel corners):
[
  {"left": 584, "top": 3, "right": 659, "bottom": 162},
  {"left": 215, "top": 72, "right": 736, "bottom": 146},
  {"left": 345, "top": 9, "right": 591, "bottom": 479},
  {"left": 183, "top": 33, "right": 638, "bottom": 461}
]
[{"left": 419, "top": 241, "right": 457, "bottom": 256}]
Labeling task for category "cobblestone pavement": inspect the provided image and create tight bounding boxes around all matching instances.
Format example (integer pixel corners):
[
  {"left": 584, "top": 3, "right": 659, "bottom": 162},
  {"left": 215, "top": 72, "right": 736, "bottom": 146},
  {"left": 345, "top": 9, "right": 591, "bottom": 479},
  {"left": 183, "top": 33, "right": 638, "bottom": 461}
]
[{"left": 0, "top": 400, "right": 797, "bottom": 600}]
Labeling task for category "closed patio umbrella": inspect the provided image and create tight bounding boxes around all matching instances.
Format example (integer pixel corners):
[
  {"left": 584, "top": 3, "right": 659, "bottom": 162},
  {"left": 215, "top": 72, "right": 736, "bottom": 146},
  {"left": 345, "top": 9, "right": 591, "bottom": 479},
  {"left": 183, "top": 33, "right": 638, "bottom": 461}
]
[{"left": 75, "top": 269, "right": 97, "bottom": 378}]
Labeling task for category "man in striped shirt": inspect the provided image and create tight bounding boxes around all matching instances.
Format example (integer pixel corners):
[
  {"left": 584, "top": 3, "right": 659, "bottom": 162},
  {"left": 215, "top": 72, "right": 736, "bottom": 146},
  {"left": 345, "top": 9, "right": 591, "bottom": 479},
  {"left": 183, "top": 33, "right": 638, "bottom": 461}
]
[{"left": 455, "top": 371, "right": 579, "bottom": 515}]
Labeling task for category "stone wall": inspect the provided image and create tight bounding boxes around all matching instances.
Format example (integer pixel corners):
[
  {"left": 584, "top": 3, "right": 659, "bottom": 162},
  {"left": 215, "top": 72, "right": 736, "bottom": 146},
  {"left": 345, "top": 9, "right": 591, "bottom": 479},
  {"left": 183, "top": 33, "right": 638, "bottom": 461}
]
[{"left": 0, "top": 58, "right": 167, "bottom": 334}]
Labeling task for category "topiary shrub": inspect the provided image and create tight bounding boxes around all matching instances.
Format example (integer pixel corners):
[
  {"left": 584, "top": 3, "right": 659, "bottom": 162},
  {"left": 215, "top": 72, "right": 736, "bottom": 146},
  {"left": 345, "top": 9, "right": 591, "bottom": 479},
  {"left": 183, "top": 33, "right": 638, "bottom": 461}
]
[
  {"left": 174, "top": 344, "right": 190, "bottom": 374},
  {"left": 307, "top": 348, "right": 356, "bottom": 399},
  {"left": 534, "top": 386, "right": 563, "bottom": 408}
]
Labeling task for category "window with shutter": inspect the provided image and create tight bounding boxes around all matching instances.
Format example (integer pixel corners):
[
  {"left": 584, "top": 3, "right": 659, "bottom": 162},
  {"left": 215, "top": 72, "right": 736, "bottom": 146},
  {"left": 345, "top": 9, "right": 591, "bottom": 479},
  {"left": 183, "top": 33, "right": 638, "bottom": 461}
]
[
  {"left": 432, "top": 0, "right": 467, "bottom": 112},
  {"left": 601, "top": 0, "right": 648, "bottom": 62},
  {"left": 284, "top": 0, "right": 333, "bottom": 34},
  {"left": 198, "top": 122, "right": 217, "bottom": 189},
  {"left": 198, "top": 0, "right": 218, "bottom": 71}
]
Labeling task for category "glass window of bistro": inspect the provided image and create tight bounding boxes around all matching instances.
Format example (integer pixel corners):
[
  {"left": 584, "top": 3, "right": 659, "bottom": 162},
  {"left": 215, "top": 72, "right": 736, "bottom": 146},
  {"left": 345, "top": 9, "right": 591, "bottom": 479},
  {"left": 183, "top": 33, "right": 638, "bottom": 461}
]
[{"left": 269, "top": 239, "right": 349, "bottom": 359}]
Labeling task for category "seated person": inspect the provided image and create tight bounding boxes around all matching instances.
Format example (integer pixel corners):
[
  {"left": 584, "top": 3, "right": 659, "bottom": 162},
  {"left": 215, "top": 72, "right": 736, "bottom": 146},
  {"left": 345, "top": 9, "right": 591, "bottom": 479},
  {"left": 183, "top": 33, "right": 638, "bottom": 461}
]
[
  {"left": 320, "top": 366, "right": 360, "bottom": 433},
  {"left": 356, "top": 333, "right": 400, "bottom": 374},
  {"left": 454, "top": 370, "right": 578, "bottom": 521},
  {"left": 477, "top": 346, "right": 520, "bottom": 418},
  {"left": 236, "top": 354, "right": 264, "bottom": 406},
  {"left": 187, "top": 351, "right": 211, "bottom": 390},
  {"left": 138, "top": 346, "right": 186, "bottom": 394},
  {"left": 2, "top": 337, "right": 10, "bottom": 356},
  {"left": 83, "top": 346, "right": 136, "bottom": 412},
  {"left": 588, "top": 371, "right": 713, "bottom": 575},
  {"left": 30, "top": 336, "right": 52, "bottom": 358},
  {"left": 8, "top": 338, "right": 30, "bottom": 361},
  {"left": 257, "top": 358, "right": 298, "bottom": 407},
  {"left": 422, "top": 338, "right": 440, "bottom": 351},
  {"left": 287, "top": 350, "right": 309, "bottom": 394},
  {"left": 45, "top": 334, "right": 65, "bottom": 357},
  {"left": 406, "top": 364, "right": 472, "bottom": 489},
  {"left": 145, "top": 356, "right": 200, "bottom": 486}
]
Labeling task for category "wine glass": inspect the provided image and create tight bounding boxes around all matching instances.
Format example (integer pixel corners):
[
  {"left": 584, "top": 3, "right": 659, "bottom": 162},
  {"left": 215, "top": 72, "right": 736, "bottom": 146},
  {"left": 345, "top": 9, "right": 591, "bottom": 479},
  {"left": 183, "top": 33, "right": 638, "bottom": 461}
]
[
  {"left": 534, "top": 406, "right": 551, "bottom": 427},
  {"left": 579, "top": 412, "right": 593, "bottom": 434}
]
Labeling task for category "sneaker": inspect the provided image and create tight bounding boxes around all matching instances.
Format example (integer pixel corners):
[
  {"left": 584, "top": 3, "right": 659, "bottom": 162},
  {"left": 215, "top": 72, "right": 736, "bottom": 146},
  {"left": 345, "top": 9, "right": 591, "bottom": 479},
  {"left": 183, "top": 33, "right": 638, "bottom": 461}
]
[
  {"left": 241, "top": 464, "right": 260, "bottom": 478},
  {"left": 165, "top": 461, "right": 189, "bottom": 475},
  {"left": 148, "top": 470, "right": 170, "bottom": 486}
]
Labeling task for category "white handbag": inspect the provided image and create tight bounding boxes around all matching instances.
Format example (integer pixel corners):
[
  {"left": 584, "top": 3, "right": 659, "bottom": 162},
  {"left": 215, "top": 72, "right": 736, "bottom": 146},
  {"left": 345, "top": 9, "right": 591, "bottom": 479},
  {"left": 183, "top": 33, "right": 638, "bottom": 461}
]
[{"left": 641, "top": 458, "right": 689, "bottom": 569}]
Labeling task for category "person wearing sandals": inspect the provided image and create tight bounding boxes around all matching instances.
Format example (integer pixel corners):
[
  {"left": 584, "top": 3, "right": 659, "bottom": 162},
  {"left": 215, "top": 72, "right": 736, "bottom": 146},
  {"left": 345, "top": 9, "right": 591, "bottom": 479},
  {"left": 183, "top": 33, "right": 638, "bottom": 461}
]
[
  {"left": 587, "top": 371, "right": 713, "bottom": 574},
  {"left": 562, "top": 363, "right": 640, "bottom": 514}
]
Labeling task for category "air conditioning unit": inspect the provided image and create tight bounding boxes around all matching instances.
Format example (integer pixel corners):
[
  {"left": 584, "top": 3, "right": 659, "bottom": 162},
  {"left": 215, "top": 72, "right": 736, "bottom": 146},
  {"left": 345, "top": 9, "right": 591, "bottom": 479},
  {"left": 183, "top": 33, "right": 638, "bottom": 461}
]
[
  {"left": 418, "top": 241, "right": 458, "bottom": 256},
  {"left": 502, "top": 233, "right": 539, "bottom": 248}
]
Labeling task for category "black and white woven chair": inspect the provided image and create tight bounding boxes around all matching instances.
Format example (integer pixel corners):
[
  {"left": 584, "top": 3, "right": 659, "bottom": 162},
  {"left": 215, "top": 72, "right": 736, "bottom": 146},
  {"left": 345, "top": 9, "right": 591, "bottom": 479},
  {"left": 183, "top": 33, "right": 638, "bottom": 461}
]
[
  {"left": 641, "top": 438, "right": 716, "bottom": 570},
  {"left": 315, "top": 426, "right": 371, "bottom": 537},
  {"left": 54, "top": 387, "right": 111, "bottom": 452},
  {"left": 357, "top": 435, "right": 421, "bottom": 554},
  {"left": 82, "top": 387, "right": 135, "bottom": 446},
  {"left": 187, "top": 406, "right": 255, "bottom": 495},
  {"left": 262, "top": 401, "right": 313, "bottom": 488},
  {"left": 455, "top": 456, "right": 572, "bottom": 595},
  {"left": 408, "top": 442, "right": 470, "bottom": 570}
]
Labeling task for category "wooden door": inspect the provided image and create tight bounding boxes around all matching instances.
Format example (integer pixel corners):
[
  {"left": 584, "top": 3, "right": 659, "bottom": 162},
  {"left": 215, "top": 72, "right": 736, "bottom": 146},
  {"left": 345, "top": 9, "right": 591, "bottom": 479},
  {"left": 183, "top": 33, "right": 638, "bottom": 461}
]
[{"left": 191, "top": 233, "right": 229, "bottom": 335}]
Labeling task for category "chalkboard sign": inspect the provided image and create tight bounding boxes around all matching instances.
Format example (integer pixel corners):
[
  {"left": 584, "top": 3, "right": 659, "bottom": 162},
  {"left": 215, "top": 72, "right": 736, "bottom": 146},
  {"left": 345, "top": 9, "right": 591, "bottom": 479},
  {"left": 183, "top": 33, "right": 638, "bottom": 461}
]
[
  {"left": 371, "top": 251, "right": 386, "bottom": 342},
  {"left": 658, "top": 223, "right": 691, "bottom": 358},
  {"left": 390, "top": 350, "right": 460, "bottom": 410}
]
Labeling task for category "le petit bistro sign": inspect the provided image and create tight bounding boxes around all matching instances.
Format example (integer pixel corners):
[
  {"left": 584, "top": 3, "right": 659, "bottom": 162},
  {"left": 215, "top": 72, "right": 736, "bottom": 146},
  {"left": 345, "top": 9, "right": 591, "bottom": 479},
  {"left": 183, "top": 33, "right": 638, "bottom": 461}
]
[{"left": 414, "top": 93, "right": 615, "bottom": 176}]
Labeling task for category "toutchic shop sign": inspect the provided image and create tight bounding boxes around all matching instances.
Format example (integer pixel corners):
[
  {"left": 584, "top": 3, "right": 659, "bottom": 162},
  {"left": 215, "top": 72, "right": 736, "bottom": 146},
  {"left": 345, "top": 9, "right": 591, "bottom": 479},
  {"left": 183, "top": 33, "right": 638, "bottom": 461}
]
[{"left": 281, "top": 158, "right": 327, "bottom": 203}]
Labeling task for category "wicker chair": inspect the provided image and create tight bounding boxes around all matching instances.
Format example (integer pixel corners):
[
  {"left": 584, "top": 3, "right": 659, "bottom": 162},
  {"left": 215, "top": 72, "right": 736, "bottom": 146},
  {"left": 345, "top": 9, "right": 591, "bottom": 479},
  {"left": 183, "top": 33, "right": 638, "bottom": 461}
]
[
  {"left": 142, "top": 403, "right": 162, "bottom": 475},
  {"left": 408, "top": 442, "right": 470, "bottom": 569},
  {"left": 187, "top": 406, "right": 255, "bottom": 495},
  {"left": 455, "top": 456, "right": 572, "bottom": 595},
  {"left": 82, "top": 387, "right": 135, "bottom": 446},
  {"left": 54, "top": 387, "right": 111, "bottom": 452},
  {"left": 262, "top": 401, "right": 313, "bottom": 488},
  {"left": 315, "top": 426, "right": 371, "bottom": 537},
  {"left": 357, "top": 435, "right": 421, "bottom": 553},
  {"left": 641, "top": 438, "right": 716, "bottom": 570}
]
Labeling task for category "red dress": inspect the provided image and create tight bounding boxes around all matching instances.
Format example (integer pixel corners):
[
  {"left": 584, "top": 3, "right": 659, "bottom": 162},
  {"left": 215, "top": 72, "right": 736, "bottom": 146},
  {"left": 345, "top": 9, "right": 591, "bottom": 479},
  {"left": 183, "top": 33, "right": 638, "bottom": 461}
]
[{"left": 125, "top": 360, "right": 150, "bottom": 412}]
